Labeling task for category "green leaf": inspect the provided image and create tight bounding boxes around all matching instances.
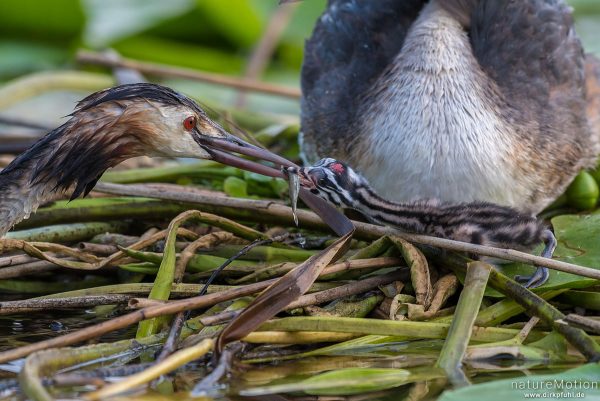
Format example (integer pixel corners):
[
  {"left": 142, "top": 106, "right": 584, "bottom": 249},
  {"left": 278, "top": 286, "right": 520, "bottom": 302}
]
[
  {"left": 528, "top": 331, "right": 569, "bottom": 355},
  {"left": 0, "top": 41, "right": 67, "bottom": 78},
  {"left": 496, "top": 213, "right": 600, "bottom": 292},
  {"left": 195, "top": 0, "right": 263, "bottom": 48},
  {"left": 302, "top": 368, "right": 411, "bottom": 395},
  {"left": 241, "top": 368, "right": 412, "bottom": 396},
  {"left": 566, "top": 171, "right": 599, "bottom": 210},
  {"left": 136, "top": 211, "right": 192, "bottom": 338},
  {"left": 223, "top": 176, "right": 248, "bottom": 198},
  {"left": 113, "top": 36, "right": 243, "bottom": 73},
  {"left": 439, "top": 363, "right": 600, "bottom": 401},
  {"left": 0, "top": 0, "right": 84, "bottom": 39},
  {"left": 81, "top": 0, "right": 194, "bottom": 47},
  {"left": 556, "top": 290, "right": 600, "bottom": 310}
]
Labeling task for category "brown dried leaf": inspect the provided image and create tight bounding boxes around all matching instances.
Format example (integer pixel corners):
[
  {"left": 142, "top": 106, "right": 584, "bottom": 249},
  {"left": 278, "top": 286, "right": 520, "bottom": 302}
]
[
  {"left": 216, "top": 229, "right": 353, "bottom": 352},
  {"left": 428, "top": 274, "right": 459, "bottom": 314},
  {"left": 389, "top": 236, "right": 433, "bottom": 309},
  {"left": 216, "top": 190, "right": 354, "bottom": 352}
]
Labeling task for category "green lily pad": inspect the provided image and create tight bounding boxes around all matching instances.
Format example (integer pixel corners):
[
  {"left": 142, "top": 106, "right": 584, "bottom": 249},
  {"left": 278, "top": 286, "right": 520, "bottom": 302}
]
[
  {"left": 440, "top": 363, "right": 600, "bottom": 401},
  {"left": 556, "top": 290, "right": 600, "bottom": 310},
  {"left": 495, "top": 213, "right": 600, "bottom": 292}
]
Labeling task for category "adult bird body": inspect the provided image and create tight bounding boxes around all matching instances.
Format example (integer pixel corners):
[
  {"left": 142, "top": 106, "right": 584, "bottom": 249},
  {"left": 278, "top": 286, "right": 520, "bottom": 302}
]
[
  {"left": 0, "top": 83, "right": 295, "bottom": 236},
  {"left": 301, "top": 0, "right": 600, "bottom": 213}
]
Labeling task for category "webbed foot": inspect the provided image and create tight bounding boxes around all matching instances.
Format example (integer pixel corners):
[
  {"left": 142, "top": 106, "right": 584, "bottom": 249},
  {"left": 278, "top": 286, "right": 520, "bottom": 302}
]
[
  {"left": 515, "top": 267, "right": 549, "bottom": 288},
  {"left": 514, "top": 229, "right": 556, "bottom": 288}
]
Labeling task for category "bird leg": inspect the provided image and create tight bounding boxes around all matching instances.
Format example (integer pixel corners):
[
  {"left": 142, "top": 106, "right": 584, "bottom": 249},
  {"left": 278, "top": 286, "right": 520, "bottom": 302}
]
[{"left": 515, "top": 229, "right": 557, "bottom": 288}]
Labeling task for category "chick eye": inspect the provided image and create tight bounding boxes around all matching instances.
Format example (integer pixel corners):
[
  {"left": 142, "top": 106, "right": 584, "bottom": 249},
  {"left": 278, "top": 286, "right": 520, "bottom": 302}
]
[
  {"left": 183, "top": 116, "right": 197, "bottom": 131},
  {"left": 317, "top": 178, "right": 326, "bottom": 186}
]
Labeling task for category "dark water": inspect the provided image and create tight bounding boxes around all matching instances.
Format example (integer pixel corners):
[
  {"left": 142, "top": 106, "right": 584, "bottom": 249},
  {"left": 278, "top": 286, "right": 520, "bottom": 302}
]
[{"left": 0, "top": 307, "right": 581, "bottom": 401}]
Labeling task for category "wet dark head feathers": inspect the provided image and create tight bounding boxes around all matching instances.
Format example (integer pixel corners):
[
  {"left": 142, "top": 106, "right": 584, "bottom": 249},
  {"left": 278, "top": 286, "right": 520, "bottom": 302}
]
[
  {"left": 1, "top": 83, "right": 206, "bottom": 210},
  {"left": 75, "top": 83, "right": 206, "bottom": 116},
  {"left": 0, "top": 83, "right": 216, "bottom": 236}
]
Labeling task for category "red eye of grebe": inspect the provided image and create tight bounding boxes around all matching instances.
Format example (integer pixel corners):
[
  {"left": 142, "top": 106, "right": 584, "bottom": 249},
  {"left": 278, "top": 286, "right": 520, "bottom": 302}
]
[{"left": 183, "top": 116, "right": 197, "bottom": 131}]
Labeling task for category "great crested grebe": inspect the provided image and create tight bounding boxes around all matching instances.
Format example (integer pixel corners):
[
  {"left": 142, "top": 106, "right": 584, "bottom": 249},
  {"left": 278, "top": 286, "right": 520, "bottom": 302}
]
[
  {"left": 0, "top": 83, "right": 299, "bottom": 236},
  {"left": 300, "top": 0, "right": 600, "bottom": 214},
  {"left": 297, "top": 158, "right": 557, "bottom": 287}
]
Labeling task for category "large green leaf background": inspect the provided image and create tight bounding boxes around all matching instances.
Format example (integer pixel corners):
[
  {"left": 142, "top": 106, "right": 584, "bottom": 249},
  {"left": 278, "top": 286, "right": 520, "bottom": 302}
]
[
  {"left": 498, "top": 214, "right": 600, "bottom": 292},
  {"left": 440, "top": 363, "right": 600, "bottom": 401}
]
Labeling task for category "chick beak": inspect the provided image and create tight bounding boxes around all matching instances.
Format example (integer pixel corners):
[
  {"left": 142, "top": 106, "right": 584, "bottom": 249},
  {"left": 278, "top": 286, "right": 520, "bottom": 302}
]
[{"left": 295, "top": 167, "right": 316, "bottom": 189}]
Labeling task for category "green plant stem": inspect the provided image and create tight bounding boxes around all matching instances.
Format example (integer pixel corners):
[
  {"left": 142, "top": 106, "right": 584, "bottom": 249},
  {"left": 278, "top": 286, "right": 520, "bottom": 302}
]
[
  {"left": 7, "top": 221, "right": 130, "bottom": 243},
  {"left": 436, "top": 262, "right": 491, "bottom": 387},
  {"left": 120, "top": 248, "right": 256, "bottom": 272},
  {"left": 195, "top": 244, "right": 316, "bottom": 262},
  {"left": 256, "top": 316, "right": 545, "bottom": 343},
  {"left": 475, "top": 289, "right": 568, "bottom": 326},
  {"left": 122, "top": 246, "right": 312, "bottom": 267},
  {"left": 101, "top": 164, "right": 241, "bottom": 184},
  {"left": 15, "top": 199, "right": 187, "bottom": 230},
  {"left": 32, "top": 283, "right": 241, "bottom": 299},
  {"left": 19, "top": 335, "right": 163, "bottom": 401},
  {"left": 433, "top": 289, "right": 568, "bottom": 326},
  {"left": 0, "top": 71, "right": 114, "bottom": 110},
  {"left": 434, "top": 252, "right": 600, "bottom": 361}
]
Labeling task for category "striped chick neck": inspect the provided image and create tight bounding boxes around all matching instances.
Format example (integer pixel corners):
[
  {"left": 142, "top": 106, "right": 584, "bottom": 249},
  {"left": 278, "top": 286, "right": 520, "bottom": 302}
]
[
  {"left": 299, "top": 158, "right": 554, "bottom": 289},
  {"left": 301, "top": 158, "right": 426, "bottom": 230},
  {"left": 299, "top": 158, "right": 545, "bottom": 247}
]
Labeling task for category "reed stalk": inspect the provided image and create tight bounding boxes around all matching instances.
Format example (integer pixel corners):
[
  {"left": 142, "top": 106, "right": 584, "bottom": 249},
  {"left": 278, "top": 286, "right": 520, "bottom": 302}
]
[
  {"left": 256, "top": 316, "right": 545, "bottom": 343},
  {"left": 432, "top": 252, "right": 600, "bottom": 361},
  {"left": 436, "top": 262, "right": 491, "bottom": 387},
  {"left": 7, "top": 221, "right": 130, "bottom": 243},
  {"left": 93, "top": 182, "right": 600, "bottom": 280}
]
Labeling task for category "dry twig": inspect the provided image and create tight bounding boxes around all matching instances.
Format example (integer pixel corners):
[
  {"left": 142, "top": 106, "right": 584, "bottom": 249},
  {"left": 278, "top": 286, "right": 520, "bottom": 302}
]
[{"left": 76, "top": 50, "right": 300, "bottom": 99}]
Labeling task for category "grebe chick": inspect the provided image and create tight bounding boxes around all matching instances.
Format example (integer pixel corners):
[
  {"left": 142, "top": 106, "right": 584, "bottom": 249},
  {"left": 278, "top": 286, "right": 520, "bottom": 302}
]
[{"left": 297, "top": 158, "right": 557, "bottom": 288}]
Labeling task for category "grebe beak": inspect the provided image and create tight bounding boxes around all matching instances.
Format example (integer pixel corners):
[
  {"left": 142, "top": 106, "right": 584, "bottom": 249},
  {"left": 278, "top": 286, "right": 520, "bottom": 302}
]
[{"left": 193, "top": 130, "right": 296, "bottom": 179}]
